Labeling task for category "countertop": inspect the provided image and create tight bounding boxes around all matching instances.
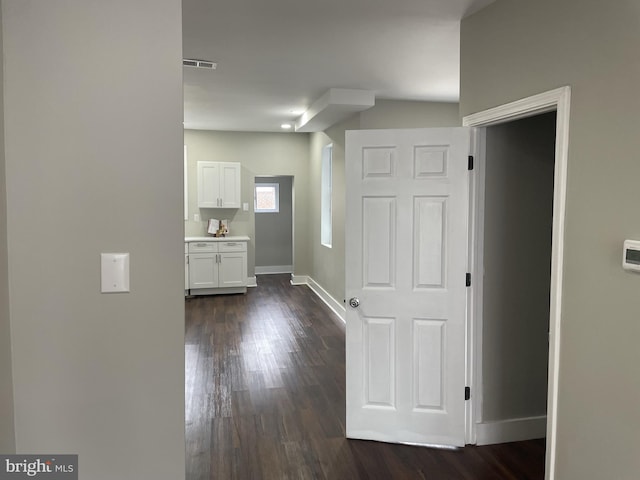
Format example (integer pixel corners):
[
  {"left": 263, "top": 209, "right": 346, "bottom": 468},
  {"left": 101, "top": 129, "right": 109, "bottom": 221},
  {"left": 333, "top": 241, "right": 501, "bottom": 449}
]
[{"left": 185, "top": 236, "right": 250, "bottom": 242}]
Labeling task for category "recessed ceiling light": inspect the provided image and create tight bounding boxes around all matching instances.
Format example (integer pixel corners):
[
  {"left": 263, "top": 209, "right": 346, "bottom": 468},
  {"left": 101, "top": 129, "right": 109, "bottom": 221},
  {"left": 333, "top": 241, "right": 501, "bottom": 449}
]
[{"left": 281, "top": 123, "right": 292, "bottom": 130}]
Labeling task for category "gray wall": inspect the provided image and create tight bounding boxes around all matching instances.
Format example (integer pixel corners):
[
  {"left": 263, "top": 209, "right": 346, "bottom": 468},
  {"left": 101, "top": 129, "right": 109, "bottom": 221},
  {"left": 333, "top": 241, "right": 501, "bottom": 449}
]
[
  {"left": 482, "top": 113, "right": 555, "bottom": 422},
  {"left": 359, "top": 99, "right": 460, "bottom": 129},
  {"left": 255, "top": 176, "right": 293, "bottom": 269},
  {"left": 462, "top": 1, "right": 640, "bottom": 478},
  {"left": 309, "top": 116, "right": 358, "bottom": 303},
  {"left": 0, "top": 3, "right": 15, "bottom": 454},
  {"left": 184, "top": 130, "right": 311, "bottom": 278},
  {"left": 309, "top": 101, "right": 460, "bottom": 306},
  {"left": 3, "top": 2, "right": 185, "bottom": 478}
]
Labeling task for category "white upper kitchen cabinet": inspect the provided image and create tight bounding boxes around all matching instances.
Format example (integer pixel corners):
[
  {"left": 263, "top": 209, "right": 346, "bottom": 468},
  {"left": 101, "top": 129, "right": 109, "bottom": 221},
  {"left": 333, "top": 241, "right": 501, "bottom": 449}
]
[{"left": 197, "top": 161, "right": 241, "bottom": 208}]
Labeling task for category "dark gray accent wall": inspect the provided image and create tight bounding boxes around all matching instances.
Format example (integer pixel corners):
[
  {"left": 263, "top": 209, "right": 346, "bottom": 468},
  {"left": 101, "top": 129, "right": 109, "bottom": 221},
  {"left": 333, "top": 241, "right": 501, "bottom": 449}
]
[
  {"left": 255, "top": 176, "right": 293, "bottom": 268},
  {"left": 482, "top": 112, "right": 556, "bottom": 422}
]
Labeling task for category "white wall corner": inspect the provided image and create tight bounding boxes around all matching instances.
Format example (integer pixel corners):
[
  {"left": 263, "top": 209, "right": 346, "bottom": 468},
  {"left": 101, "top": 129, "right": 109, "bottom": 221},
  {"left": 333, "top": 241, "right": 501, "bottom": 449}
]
[{"left": 247, "top": 276, "right": 258, "bottom": 287}]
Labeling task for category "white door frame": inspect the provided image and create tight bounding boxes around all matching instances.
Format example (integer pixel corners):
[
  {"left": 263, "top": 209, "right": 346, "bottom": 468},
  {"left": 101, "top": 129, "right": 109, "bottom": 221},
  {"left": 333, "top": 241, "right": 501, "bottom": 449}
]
[
  {"left": 253, "top": 175, "right": 295, "bottom": 279},
  {"left": 462, "top": 86, "right": 571, "bottom": 480}
]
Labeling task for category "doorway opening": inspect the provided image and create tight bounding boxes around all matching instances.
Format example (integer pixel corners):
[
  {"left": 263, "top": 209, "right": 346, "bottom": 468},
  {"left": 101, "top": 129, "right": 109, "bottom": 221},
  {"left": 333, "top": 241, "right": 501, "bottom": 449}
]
[
  {"left": 472, "top": 111, "right": 556, "bottom": 448},
  {"left": 254, "top": 175, "right": 294, "bottom": 275},
  {"left": 464, "top": 87, "right": 571, "bottom": 480}
]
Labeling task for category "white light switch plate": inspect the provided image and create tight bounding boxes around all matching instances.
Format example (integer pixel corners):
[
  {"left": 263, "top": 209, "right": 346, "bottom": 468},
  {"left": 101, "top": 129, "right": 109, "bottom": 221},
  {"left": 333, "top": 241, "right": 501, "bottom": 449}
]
[
  {"left": 243, "top": 202, "right": 249, "bottom": 211},
  {"left": 101, "top": 253, "right": 130, "bottom": 293}
]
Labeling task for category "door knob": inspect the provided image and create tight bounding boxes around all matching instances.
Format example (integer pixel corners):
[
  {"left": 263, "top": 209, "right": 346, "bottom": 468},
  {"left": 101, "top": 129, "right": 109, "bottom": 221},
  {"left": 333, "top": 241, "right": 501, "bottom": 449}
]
[{"left": 349, "top": 297, "right": 360, "bottom": 308}]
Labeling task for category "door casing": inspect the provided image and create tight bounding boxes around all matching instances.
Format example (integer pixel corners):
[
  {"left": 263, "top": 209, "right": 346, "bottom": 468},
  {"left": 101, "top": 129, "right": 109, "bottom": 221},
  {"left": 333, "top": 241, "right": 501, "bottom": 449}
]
[{"left": 463, "top": 86, "right": 571, "bottom": 480}]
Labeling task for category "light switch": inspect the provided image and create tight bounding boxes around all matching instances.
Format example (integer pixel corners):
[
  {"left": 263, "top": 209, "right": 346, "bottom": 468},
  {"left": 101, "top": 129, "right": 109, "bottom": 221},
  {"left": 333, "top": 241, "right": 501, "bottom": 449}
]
[
  {"left": 243, "top": 202, "right": 249, "bottom": 211},
  {"left": 101, "top": 253, "right": 130, "bottom": 293}
]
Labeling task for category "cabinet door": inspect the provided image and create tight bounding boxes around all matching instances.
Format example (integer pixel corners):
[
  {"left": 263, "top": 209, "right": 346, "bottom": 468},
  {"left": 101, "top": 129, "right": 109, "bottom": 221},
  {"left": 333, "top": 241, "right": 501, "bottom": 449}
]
[
  {"left": 219, "top": 162, "right": 241, "bottom": 208},
  {"left": 188, "top": 253, "right": 219, "bottom": 289},
  {"left": 197, "top": 161, "right": 221, "bottom": 208},
  {"left": 218, "top": 252, "right": 247, "bottom": 287}
]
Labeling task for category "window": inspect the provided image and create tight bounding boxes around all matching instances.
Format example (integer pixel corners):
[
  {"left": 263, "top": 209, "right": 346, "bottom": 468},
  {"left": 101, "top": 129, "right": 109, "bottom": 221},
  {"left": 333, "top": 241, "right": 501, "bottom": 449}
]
[
  {"left": 321, "top": 144, "right": 332, "bottom": 247},
  {"left": 184, "top": 145, "right": 188, "bottom": 221},
  {"left": 254, "top": 183, "right": 279, "bottom": 213}
]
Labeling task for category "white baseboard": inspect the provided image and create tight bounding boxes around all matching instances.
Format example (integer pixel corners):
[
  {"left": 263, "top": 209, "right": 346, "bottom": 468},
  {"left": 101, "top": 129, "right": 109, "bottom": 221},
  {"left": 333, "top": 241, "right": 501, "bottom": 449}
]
[
  {"left": 255, "top": 265, "right": 293, "bottom": 275},
  {"left": 189, "top": 286, "right": 247, "bottom": 296},
  {"left": 290, "top": 274, "right": 309, "bottom": 286},
  {"left": 247, "top": 276, "right": 257, "bottom": 288},
  {"left": 475, "top": 415, "right": 547, "bottom": 445},
  {"left": 305, "top": 277, "right": 346, "bottom": 323}
]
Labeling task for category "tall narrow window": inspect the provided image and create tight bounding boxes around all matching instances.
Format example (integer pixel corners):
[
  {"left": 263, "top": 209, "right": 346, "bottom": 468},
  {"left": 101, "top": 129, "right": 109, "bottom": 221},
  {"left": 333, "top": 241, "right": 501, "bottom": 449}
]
[
  {"left": 255, "top": 183, "right": 280, "bottom": 213},
  {"left": 321, "top": 144, "right": 333, "bottom": 247},
  {"left": 184, "top": 145, "right": 188, "bottom": 221}
]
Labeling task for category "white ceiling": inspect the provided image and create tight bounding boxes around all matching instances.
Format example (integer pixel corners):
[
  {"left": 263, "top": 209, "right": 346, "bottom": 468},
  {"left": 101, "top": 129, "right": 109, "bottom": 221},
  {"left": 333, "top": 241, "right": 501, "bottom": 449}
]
[{"left": 182, "top": 0, "right": 494, "bottom": 132}]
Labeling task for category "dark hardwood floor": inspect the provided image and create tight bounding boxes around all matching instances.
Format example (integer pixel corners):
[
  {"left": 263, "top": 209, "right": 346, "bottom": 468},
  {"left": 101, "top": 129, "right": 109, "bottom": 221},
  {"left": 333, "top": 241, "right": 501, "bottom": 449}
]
[{"left": 185, "top": 274, "right": 545, "bottom": 480}]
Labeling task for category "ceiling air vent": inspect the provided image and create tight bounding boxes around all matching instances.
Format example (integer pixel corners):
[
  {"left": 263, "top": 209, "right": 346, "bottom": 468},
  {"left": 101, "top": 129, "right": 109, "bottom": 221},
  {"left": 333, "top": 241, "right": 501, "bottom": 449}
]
[{"left": 183, "top": 58, "right": 217, "bottom": 70}]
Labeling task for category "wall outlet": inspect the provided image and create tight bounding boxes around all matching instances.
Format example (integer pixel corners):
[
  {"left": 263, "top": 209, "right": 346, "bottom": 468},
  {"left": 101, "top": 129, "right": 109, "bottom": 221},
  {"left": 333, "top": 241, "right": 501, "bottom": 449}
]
[
  {"left": 194, "top": 213, "right": 200, "bottom": 222},
  {"left": 243, "top": 203, "right": 249, "bottom": 211}
]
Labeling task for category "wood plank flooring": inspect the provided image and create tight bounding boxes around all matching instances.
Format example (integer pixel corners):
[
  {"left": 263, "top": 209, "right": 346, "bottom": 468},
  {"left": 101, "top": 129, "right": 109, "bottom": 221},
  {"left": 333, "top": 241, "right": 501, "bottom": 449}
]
[{"left": 185, "top": 274, "right": 545, "bottom": 480}]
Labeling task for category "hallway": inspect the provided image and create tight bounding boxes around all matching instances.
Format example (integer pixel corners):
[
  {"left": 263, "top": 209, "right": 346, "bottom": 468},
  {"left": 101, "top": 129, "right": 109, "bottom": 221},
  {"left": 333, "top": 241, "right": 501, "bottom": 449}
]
[{"left": 185, "top": 274, "right": 545, "bottom": 479}]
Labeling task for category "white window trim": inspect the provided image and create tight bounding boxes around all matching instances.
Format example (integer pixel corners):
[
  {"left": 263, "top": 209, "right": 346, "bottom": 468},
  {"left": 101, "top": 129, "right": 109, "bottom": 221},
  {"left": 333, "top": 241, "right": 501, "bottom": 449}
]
[
  {"left": 184, "top": 145, "right": 188, "bottom": 221},
  {"left": 321, "top": 144, "right": 332, "bottom": 248},
  {"left": 254, "top": 183, "right": 280, "bottom": 213}
]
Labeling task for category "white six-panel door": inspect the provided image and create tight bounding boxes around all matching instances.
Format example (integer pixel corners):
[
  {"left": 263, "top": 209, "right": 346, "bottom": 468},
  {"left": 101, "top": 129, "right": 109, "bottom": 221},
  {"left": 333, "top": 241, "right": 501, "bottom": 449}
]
[{"left": 345, "top": 127, "right": 470, "bottom": 447}]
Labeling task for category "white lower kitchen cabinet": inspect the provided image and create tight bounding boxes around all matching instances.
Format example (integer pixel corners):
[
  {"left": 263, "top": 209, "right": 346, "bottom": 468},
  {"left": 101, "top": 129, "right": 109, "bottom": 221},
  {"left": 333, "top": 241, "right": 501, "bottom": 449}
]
[
  {"left": 217, "top": 240, "right": 248, "bottom": 288},
  {"left": 188, "top": 252, "right": 219, "bottom": 289},
  {"left": 186, "top": 236, "right": 248, "bottom": 295}
]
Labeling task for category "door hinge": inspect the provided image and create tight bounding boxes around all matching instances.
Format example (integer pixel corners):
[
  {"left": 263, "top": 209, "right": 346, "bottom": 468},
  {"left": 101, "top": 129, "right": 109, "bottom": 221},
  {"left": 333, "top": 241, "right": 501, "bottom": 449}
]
[
  {"left": 465, "top": 386, "right": 471, "bottom": 401},
  {"left": 466, "top": 273, "right": 471, "bottom": 287},
  {"left": 468, "top": 155, "right": 474, "bottom": 171}
]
